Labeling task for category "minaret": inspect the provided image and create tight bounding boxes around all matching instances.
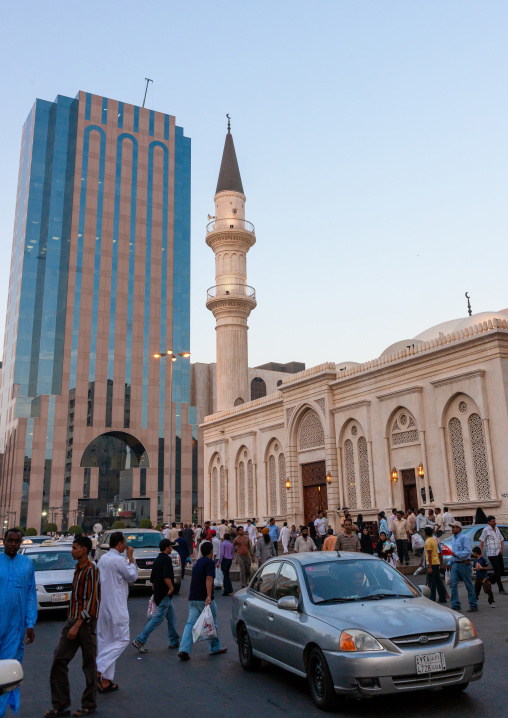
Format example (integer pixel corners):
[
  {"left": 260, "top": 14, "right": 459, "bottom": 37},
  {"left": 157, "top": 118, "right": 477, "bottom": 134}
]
[{"left": 206, "top": 117, "right": 256, "bottom": 411}]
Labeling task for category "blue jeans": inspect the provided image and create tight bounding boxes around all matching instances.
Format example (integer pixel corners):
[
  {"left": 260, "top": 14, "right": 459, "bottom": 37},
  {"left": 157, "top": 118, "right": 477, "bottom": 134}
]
[
  {"left": 450, "top": 562, "right": 477, "bottom": 610},
  {"left": 179, "top": 600, "right": 221, "bottom": 655},
  {"left": 135, "top": 595, "right": 180, "bottom": 647}
]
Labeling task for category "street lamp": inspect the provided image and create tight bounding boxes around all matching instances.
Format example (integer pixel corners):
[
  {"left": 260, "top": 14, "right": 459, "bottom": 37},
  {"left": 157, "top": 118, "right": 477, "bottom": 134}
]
[{"left": 154, "top": 350, "right": 191, "bottom": 524}]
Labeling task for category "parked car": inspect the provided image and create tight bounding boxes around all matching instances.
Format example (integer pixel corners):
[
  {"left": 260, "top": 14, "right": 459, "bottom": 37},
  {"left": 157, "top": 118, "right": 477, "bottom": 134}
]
[
  {"left": 21, "top": 535, "right": 60, "bottom": 545},
  {"left": 96, "top": 529, "right": 182, "bottom": 592},
  {"left": 0, "top": 660, "right": 23, "bottom": 696},
  {"left": 19, "top": 545, "right": 77, "bottom": 612},
  {"left": 439, "top": 524, "right": 508, "bottom": 568},
  {"left": 231, "top": 552, "right": 484, "bottom": 709}
]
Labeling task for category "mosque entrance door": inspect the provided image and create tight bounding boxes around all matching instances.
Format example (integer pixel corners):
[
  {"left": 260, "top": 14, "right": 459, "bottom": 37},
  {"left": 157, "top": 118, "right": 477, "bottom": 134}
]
[
  {"left": 302, "top": 461, "right": 327, "bottom": 525},
  {"left": 402, "top": 469, "right": 418, "bottom": 512}
]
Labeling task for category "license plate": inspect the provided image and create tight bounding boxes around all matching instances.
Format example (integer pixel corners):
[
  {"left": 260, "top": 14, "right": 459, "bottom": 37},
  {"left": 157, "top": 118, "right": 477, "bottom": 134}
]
[
  {"left": 51, "top": 593, "right": 68, "bottom": 603},
  {"left": 416, "top": 652, "right": 446, "bottom": 674}
]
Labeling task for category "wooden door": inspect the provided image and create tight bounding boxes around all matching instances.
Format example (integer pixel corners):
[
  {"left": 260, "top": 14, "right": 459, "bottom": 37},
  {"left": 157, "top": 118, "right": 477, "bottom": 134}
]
[
  {"left": 302, "top": 461, "right": 327, "bottom": 525},
  {"left": 402, "top": 469, "right": 417, "bottom": 512}
]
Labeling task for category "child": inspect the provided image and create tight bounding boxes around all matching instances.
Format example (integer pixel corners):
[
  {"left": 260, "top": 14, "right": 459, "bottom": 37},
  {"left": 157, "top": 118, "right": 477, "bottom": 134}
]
[{"left": 472, "top": 546, "right": 495, "bottom": 607}]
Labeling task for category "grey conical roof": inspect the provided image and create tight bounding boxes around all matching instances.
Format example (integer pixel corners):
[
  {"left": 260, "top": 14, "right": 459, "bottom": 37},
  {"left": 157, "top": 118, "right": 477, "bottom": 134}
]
[{"left": 216, "top": 130, "right": 244, "bottom": 194}]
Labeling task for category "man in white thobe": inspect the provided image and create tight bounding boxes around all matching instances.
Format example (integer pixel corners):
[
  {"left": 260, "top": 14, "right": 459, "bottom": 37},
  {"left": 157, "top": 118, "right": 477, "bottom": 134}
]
[
  {"left": 280, "top": 522, "right": 291, "bottom": 554},
  {"left": 244, "top": 520, "right": 257, "bottom": 546},
  {"left": 97, "top": 531, "right": 138, "bottom": 691}
]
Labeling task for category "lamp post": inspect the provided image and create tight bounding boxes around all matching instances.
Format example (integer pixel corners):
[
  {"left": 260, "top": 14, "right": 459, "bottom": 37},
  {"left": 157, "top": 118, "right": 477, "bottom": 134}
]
[
  {"left": 153, "top": 350, "right": 191, "bottom": 525},
  {"left": 48, "top": 506, "right": 61, "bottom": 538}
]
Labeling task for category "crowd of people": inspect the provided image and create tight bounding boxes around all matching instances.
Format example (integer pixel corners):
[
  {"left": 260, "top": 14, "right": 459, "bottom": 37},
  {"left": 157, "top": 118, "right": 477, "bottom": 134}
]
[{"left": 0, "top": 508, "right": 505, "bottom": 717}]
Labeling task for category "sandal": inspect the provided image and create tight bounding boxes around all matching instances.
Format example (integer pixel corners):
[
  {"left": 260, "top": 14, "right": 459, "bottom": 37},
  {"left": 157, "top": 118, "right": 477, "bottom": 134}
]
[
  {"left": 44, "top": 710, "right": 70, "bottom": 717},
  {"left": 97, "top": 682, "right": 119, "bottom": 694},
  {"left": 73, "top": 710, "right": 95, "bottom": 717}
]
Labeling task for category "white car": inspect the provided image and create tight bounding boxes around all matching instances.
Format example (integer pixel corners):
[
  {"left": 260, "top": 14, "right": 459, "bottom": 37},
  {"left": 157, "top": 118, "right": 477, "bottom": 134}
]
[
  {"left": 0, "top": 660, "right": 23, "bottom": 696},
  {"left": 19, "top": 545, "right": 76, "bottom": 612}
]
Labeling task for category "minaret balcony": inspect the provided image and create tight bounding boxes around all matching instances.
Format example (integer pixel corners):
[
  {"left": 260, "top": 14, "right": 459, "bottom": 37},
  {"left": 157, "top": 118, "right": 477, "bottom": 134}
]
[
  {"left": 206, "top": 218, "right": 255, "bottom": 235},
  {"left": 206, "top": 284, "right": 257, "bottom": 312}
]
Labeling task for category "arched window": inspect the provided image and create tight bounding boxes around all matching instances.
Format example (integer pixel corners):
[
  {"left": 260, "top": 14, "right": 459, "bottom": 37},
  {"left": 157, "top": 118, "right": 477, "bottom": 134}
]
[
  {"left": 298, "top": 410, "right": 325, "bottom": 450},
  {"left": 234, "top": 397, "right": 244, "bottom": 406},
  {"left": 266, "top": 440, "right": 286, "bottom": 516},
  {"left": 277, "top": 380, "right": 283, "bottom": 387},
  {"left": 251, "top": 377, "right": 267, "bottom": 400},
  {"left": 210, "top": 453, "right": 226, "bottom": 520},
  {"left": 445, "top": 394, "right": 492, "bottom": 502},
  {"left": 340, "top": 421, "right": 372, "bottom": 510},
  {"left": 391, "top": 410, "right": 419, "bottom": 447},
  {"left": 237, "top": 447, "right": 255, "bottom": 518}
]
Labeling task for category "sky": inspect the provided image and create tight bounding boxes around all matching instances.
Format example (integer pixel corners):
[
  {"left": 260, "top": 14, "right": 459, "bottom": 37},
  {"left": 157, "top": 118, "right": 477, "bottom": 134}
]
[{"left": 0, "top": 1, "right": 506, "bottom": 370}]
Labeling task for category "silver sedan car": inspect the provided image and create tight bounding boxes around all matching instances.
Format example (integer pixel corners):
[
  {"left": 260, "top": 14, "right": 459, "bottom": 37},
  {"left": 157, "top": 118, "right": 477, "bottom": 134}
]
[{"left": 231, "top": 552, "right": 484, "bottom": 709}]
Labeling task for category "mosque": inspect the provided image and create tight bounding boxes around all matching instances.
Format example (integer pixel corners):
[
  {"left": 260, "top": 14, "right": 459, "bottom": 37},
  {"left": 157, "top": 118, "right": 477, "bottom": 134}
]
[{"left": 202, "top": 125, "right": 508, "bottom": 529}]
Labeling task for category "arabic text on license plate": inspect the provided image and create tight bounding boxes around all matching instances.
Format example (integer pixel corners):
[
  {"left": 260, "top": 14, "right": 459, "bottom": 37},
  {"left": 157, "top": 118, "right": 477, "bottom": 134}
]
[
  {"left": 51, "top": 593, "right": 68, "bottom": 603},
  {"left": 416, "top": 652, "right": 446, "bottom": 675}
]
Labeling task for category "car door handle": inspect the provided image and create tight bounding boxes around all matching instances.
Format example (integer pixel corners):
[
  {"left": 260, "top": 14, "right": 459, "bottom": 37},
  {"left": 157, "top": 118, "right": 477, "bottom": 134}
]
[{"left": 268, "top": 612, "right": 274, "bottom": 621}]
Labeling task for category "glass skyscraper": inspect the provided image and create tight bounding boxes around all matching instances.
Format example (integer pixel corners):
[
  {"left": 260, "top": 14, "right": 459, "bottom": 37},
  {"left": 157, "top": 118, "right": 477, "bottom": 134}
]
[{"left": 0, "top": 91, "right": 198, "bottom": 532}]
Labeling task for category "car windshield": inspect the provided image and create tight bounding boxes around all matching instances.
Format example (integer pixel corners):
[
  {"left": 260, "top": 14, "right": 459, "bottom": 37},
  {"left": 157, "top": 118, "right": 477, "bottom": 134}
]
[
  {"left": 26, "top": 551, "right": 77, "bottom": 572},
  {"left": 303, "top": 559, "right": 419, "bottom": 603},
  {"left": 122, "top": 533, "right": 161, "bottom": 548}
]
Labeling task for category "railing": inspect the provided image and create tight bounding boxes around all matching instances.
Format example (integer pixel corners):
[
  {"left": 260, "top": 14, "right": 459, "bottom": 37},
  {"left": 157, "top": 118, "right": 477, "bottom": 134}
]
[
  {"left": 206, "top": 218, "right": 255, "bottom": 234},
  {"left": 207, "top": 284, "right": 256, "bottom": 301}
]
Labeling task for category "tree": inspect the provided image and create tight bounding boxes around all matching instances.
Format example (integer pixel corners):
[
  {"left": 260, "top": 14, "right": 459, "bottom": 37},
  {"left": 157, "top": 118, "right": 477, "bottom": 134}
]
[
  {"left": 25, "top": 528, "right": 38, "bottom": 536},
  {"left": 111, "top": 520, "right": 125, "bottom": 529},
  {"left": 139, "top": 519, "right": 152, "bottom": 529},
  {"left": 155, "top": 524, "right": 164, "bottom": 531},
  {"left": 68, "top": 525, "right": 83, "bottom": 535},
  {"left": 43, "top": 523, "right": 57, "bottom": 535}
]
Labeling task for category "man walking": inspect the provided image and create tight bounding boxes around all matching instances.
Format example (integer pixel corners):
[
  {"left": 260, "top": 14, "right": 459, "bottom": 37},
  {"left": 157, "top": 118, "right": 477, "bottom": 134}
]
[
  {"left": 392, "top": 510, "right": 411, "bottom": 566},
  {"left": 96, "top": 532, "right": 138, "bottom": 693},
  {"left": 268, "top": 518, "right": 280, "bottom": 554},
  {"left": 217, "top": 519, "right": 228, "bottom": 540},
  {"left": 308, "top": 514, "right": 317, "bottom": 542},
  {"left": 233, "top": 526, "right": 254, "bottom": 587},
  {"left": 314, "top": 511, "right": 326, "bottom": 550},
  {"left": 335, "top": 519, "right": 361, "bottom": 552},
  {"left": 182, "top": 524, "right": 195, "bottom": 558},
  {"left": 244, "top": 519, "right": 257, "bottom": 546},
  {"left": 480, "top": 516, "right": 507, "bottom": 596},
  {"left": 174, "top": 531, "right": 190, "bottom": 580},
  {"left": 218, "top": 533, "right": 235, "bottom": 596},
  {"left": 280, "top": 522, "right": 291, "bottom": 554},
  {"left": 47, "top": 535, "right": 100, "bottom": 718},
  {"left": 178, "top": 541, "right": 227, "bottom": 661},
  {"left": 448, "top": 521, "right": 478, "bottom": 612},
  {"left": 442, "top": 507, "right": 455, "bottom": 532},
  {"left": 323, "top": 527, "right": 336, "bottom": 551},
  {"left": 0, "top": 528, "right": 37, "bottom": 718},
  {"left": 169, "top": 522, "right": 179, "bottom": 542},
  {"left": 434, "top": 508, "right": 444, "bottom": 537},
  {"left": 424, "top": 527, "right": 447, "bottom": 603},
  {"left": 294, "top": 527, "right": 317, "bottom": 552},
  {"left": 132, "top": 538, "right": 179, "bottom": 653}
]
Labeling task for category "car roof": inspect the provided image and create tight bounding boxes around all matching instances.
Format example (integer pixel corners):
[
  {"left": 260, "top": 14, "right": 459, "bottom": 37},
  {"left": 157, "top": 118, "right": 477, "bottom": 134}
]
[
  {"left": 278, "top": 551, "right": 378, "bottom": 567},
  {"left": 22, "top": 545, "right": 72, "bottom": 552},
  {"left": 104, "top": 529, "right": 160, "bottom": 534}
]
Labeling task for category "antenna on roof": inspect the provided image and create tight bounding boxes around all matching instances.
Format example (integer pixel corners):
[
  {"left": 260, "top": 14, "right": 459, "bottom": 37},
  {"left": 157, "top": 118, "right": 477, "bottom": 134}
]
[
  {"left": 142, "top": 78, "right": 153, "bottom": 108},
  {"left": 465, "top": 292, "right": 472, "bottom": 317}
]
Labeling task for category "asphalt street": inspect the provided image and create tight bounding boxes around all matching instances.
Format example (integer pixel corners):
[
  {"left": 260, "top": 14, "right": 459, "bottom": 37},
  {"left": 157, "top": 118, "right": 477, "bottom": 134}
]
[{"left": 16, "top": 574, "right": 508, "bottom": 718}]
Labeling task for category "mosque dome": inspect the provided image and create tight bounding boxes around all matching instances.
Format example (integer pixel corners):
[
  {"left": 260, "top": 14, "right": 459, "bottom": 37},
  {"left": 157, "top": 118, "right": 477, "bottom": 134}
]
[{"left": 413, "top": 309, "right": 508, "bottom": 343}]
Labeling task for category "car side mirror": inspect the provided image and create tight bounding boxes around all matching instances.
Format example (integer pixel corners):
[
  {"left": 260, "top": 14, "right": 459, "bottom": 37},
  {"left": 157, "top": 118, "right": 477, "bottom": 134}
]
[
  {"left": 101, "top": 545, "right": 110, "bottom": 551},
  {"left": 421, "top": 586, "right": 431, "bottom": 599},
  {"left": 0, "top": 660, "right": 23, "bottom": 696},
  {"left": 277, "top": 595, "right": 299, "bottom": 611}
]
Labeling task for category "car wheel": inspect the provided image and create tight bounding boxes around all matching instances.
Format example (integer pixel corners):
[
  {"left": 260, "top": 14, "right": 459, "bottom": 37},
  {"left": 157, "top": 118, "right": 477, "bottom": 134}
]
[
  {"left": 238, "top": 624, "right": 261, "bottom": 671},
  {"left": 443, "top": 682, "right": 469, "bottom": 693},
  {"left": 308, "top": 647, "right": 336, "bottom": 711},
  {"left": 172, "top": 583, "right": 181, "bottom": 595}
]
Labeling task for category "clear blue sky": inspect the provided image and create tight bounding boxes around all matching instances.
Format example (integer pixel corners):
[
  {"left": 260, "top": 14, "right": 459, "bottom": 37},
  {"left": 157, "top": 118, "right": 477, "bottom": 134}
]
[{"left": 0, "top": 1, "right": 506, "bottom": 369}]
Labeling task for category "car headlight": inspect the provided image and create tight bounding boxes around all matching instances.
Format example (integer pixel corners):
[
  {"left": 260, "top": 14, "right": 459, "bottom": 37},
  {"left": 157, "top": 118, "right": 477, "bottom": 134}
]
[
  {"left": 340, "top": 629, "right": 383, "bottom": 652},
  {"left": 458, "top": 616, "right": 477, "bottom": 641}
]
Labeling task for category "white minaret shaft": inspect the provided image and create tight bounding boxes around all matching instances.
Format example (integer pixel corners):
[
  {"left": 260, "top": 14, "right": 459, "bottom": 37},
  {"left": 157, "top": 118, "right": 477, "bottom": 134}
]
[{"left": 206, "top": 120, "right": 256, "bottom": 411}]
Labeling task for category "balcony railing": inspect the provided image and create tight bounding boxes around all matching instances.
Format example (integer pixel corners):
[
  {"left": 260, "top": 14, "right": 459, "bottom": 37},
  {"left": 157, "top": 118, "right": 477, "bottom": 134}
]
[
  {"left": 207, "top": 284, "right": 256, "bottom": 301},
  {"left": 206, "top": 218, "right": 255, "bottom": 234}
]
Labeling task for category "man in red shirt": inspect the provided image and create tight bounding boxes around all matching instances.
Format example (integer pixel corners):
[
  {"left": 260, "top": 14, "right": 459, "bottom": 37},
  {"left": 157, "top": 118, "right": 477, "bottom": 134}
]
[{"left": 233, "top": 526, "right": 254, "bottom": 587}]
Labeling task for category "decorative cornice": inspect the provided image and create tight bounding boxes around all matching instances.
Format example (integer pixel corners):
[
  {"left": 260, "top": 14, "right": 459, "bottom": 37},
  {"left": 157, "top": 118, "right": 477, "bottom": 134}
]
[
  {"left": 230, "top": 430, "right": 257, "bottom": 441},
  {"left": 331, "top": 399, "right": 371, "bottom": 415},
  {"left": 204, "top": 438, "right": 228, "bottom": 448},
  {"left": 377, "top": 386, "right": 423, "bottom": 402},
  {"left": 204, "top": 391, "right": 282, "bottom": 423},
  {"left": 430, "top": 369, "right": 486, "bottom": 388},
  {"left": 259, "top": 422, "right": 284, "bottom": 433}
]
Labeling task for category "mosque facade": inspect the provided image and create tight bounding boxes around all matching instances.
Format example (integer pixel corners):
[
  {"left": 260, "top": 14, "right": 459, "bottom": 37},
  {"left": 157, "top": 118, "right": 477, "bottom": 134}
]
[{"left": 202, "top": 128, "right": 508, "bottom": 528}]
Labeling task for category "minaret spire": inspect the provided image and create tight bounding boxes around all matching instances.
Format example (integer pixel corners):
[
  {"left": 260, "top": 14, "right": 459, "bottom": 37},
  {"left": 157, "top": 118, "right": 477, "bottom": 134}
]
[{"left": 206, "top": 123, "right": 256, "bottom": 411}]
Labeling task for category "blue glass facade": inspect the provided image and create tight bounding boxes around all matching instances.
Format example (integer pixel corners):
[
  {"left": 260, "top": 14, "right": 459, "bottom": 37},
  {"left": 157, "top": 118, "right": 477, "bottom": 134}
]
[{"left": 0, "top": 91, "right": 198, "bottom": 531}]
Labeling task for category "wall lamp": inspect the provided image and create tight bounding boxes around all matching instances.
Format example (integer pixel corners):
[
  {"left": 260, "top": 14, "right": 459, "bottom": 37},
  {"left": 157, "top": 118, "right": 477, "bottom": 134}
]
[
  {"left": 391, "top": 467, "right": 398, "bottom": 482},
  {"left": 418, "top": 463, "right": 424, "bottom": 478}
]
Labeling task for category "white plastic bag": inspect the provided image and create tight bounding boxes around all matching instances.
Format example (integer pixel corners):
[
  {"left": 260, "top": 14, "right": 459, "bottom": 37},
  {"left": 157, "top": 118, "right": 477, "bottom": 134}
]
[
  {"left": 192, "top": 604, "right": 217, "bottom": 643},
  {"left": 147, "top": 595, "right": 156, "bottom": 619},
  {"left": 445, "top": 570, "right": 451, "bottom": 585},
  {"left": 412, "top": 533, "right": 424, "bottom": 550},
  {"left": 214, "top": 567, "right": 224, "bottom": 588},
  {"left": 389, "top": 554, "right": 399, "bottom": 569}
]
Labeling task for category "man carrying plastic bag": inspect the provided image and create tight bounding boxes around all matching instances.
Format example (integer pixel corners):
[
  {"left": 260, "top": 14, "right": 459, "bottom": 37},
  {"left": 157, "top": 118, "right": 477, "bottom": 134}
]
[{"left": 178, "top": 541, "right": 227, "bottom": 661}]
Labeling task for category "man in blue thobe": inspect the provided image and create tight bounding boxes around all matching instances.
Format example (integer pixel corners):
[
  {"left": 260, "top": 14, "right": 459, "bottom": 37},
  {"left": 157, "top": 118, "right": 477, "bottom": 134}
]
[
  {"left": 449, "top": 520, "right": 478, "bottom": 612},
  {"left": 0, "top": 528, "right": 37, "bottom": 717}
]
